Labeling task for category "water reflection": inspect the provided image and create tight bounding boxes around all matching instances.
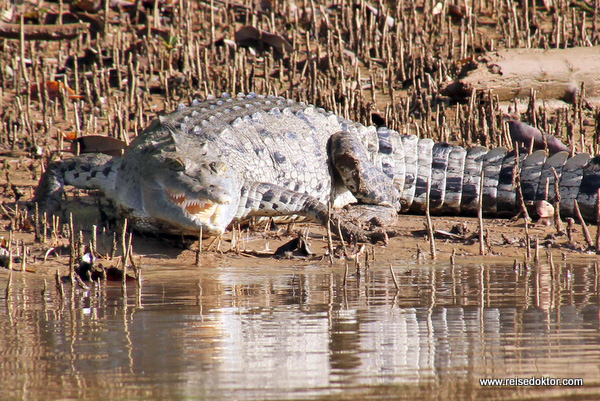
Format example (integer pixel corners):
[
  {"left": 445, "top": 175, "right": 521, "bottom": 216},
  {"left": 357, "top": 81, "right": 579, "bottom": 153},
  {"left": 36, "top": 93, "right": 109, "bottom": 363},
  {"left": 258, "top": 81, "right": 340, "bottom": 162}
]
[{"left": 1, "top": 260, "right": 599, "bottom": 400}]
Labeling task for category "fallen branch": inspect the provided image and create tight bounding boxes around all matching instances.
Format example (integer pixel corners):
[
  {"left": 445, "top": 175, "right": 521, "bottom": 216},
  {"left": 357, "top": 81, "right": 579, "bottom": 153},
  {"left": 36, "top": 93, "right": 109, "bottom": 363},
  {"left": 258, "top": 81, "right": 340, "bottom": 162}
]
[
  {"left": 0, "top": 22, "right": 89, "bottom": 40},
  {"left": 442, "top": 46, "right": 600, "bottom": 101}
]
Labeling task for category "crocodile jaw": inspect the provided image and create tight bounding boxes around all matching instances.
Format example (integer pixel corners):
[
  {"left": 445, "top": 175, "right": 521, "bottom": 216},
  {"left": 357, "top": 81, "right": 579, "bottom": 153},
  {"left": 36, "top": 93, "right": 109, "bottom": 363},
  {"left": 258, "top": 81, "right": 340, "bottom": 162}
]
[
  {"left": 165, "top": 190, "right": 223, "bottom": 229},
  {"left": 165, "top": 191, "right": 215, "bottom": 215},
  {"left": 139, "top": 185, "right": 237, "bottom": 236},
  {"left": 134, "top": 153, "right": 241, "bottom": 236}
]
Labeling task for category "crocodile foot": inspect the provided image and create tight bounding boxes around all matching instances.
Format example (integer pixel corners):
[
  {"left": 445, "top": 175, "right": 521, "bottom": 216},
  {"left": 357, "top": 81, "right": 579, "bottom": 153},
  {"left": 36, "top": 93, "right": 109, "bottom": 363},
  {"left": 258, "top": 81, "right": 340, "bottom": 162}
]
[{"left": 328, "top": 208, "right": 400, "bottom": 244}]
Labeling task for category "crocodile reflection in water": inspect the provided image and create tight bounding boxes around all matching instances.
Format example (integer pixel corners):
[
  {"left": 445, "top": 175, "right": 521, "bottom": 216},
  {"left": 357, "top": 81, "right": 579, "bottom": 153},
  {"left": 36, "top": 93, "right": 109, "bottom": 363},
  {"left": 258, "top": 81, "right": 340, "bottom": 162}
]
[{"left": 2, "top": 262, "right": 599, "bottom": 398}]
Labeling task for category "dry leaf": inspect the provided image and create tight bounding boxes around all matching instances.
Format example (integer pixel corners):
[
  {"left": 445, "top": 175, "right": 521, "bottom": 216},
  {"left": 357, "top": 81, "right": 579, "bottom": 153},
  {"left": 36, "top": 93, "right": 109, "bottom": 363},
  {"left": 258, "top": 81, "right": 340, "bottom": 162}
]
[
  {"left": 1, "top": 7, "right": 14, "bottom": 22},
  {"left": 61, "top": 131, "right": 78, "bottom": 141},
  {"left": 72, "top": 0, "right": 101, "bottom": 13},
  {"left": 364, "top": 4, "right": 394, "bottom": 28},
  {"left": 29, "top": 81, "right": 84, "bottom": 100},
  {"left": 234, "top": 26, "right": 292, "bottom": 55},
  {"left": 448, "top": 4, "right": 466, "bottom": 20},
  {"left": 70, "top": 135, "right": 128, "bottom": 156}
]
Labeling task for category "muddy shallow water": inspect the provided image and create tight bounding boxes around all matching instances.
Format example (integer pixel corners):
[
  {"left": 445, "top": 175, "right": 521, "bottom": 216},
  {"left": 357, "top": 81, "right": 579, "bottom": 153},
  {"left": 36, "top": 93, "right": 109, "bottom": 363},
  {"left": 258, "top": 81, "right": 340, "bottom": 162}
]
[{"left": 2, "top": 254, "right": 600, "bottom": 401}]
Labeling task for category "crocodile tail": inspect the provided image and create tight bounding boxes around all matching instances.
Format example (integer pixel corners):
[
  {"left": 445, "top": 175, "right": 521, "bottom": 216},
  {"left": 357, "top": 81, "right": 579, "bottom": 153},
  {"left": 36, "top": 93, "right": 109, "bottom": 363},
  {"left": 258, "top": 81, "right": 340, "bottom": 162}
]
[
  {"left": 478, "top": 149, "right": 600, "bottom": 221},
  {"left": 378, "top": 128, "right": 600, "bottom": 222},
  {"left": 564, "top": 154, "right": 600, "bottom": 220}
]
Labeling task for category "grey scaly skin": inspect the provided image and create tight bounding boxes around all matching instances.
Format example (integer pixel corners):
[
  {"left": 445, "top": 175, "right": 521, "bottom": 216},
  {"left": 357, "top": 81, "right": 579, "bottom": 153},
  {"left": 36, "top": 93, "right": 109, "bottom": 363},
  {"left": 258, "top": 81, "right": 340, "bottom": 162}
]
[{"left": 34, "top": 93, "right": 600, "bottom": 243}]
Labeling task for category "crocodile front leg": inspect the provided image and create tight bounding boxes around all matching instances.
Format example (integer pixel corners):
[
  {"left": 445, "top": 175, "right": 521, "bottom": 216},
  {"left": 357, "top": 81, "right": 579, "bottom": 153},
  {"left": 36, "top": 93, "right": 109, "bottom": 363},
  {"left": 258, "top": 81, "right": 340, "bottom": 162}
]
[
  {"left": 34, "top": 153, "right": 119, "bottom": 213},
  {"left": 236, "top": 182, "right": 397, "bottom": 243}
]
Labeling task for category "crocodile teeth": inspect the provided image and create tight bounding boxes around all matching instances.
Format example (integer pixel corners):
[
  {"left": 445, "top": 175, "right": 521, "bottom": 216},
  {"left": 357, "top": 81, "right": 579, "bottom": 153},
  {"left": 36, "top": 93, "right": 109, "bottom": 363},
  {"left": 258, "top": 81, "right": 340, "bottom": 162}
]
[
  {"left": 184, "top": 200, "right": 214, "bottom": 215},
  {"left": 166, "top": 191, "right": 186, "bottom": 205},
  {"left": 166, "top": 191, "right": 216, "bottom": 217}
]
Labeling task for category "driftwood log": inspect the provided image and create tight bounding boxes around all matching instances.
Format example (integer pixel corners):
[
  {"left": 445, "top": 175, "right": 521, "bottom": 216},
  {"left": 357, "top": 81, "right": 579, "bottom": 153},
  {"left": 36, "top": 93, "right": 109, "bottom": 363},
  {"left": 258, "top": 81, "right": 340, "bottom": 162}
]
[
  {"left": 442, "top": 46, "right": 600, "bottom": 102},
  {"left": 0, "top": 22, "right": 90, "bottom": 41}
]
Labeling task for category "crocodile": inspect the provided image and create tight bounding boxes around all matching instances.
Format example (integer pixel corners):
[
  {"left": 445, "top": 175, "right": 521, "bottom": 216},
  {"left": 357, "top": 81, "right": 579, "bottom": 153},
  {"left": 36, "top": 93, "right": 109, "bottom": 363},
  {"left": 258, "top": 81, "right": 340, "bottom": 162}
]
[{"left": 34, "top": 93, "right": 600, "bottom": 242}]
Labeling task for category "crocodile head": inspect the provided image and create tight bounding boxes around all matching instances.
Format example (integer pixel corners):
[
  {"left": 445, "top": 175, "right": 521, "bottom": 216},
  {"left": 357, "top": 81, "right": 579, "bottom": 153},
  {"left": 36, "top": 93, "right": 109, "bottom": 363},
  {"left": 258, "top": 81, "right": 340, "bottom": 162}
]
[{"left": 139, "top": 153, "right": 240, "bottom": 235}]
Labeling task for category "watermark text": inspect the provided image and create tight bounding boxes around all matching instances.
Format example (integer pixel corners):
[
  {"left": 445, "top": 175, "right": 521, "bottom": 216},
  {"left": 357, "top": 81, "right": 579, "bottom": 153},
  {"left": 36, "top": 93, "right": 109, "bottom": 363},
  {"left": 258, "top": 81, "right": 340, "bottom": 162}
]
[{"left": 480, "top": 377, "right": 583, "bottom": 387}]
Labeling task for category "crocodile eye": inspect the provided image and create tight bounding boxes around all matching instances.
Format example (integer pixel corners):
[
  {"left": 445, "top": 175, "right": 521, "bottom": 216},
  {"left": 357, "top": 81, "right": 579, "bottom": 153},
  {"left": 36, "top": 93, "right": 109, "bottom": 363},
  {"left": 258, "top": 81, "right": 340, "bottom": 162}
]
[
  {"left": 166, "top": 157, "right": 186, "bottom": 171},
  {"left": 208, "top": 161, "right": 226, "bottom": 173}
]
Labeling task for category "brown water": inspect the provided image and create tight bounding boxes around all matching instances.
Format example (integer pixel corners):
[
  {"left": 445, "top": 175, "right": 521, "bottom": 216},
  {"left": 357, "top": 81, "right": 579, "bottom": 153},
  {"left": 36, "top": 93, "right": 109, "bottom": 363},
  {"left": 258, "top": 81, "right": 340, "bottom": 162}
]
[{"left": 1, "top": 259, "right": 599, "bottom": 401}]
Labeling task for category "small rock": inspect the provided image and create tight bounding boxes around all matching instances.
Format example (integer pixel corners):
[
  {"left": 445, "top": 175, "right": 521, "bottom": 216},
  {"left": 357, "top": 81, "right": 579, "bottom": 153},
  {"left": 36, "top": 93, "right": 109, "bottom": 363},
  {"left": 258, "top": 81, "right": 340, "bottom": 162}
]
[{"left": 535, "top": 200, "right": 554, "bottom": 226}]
